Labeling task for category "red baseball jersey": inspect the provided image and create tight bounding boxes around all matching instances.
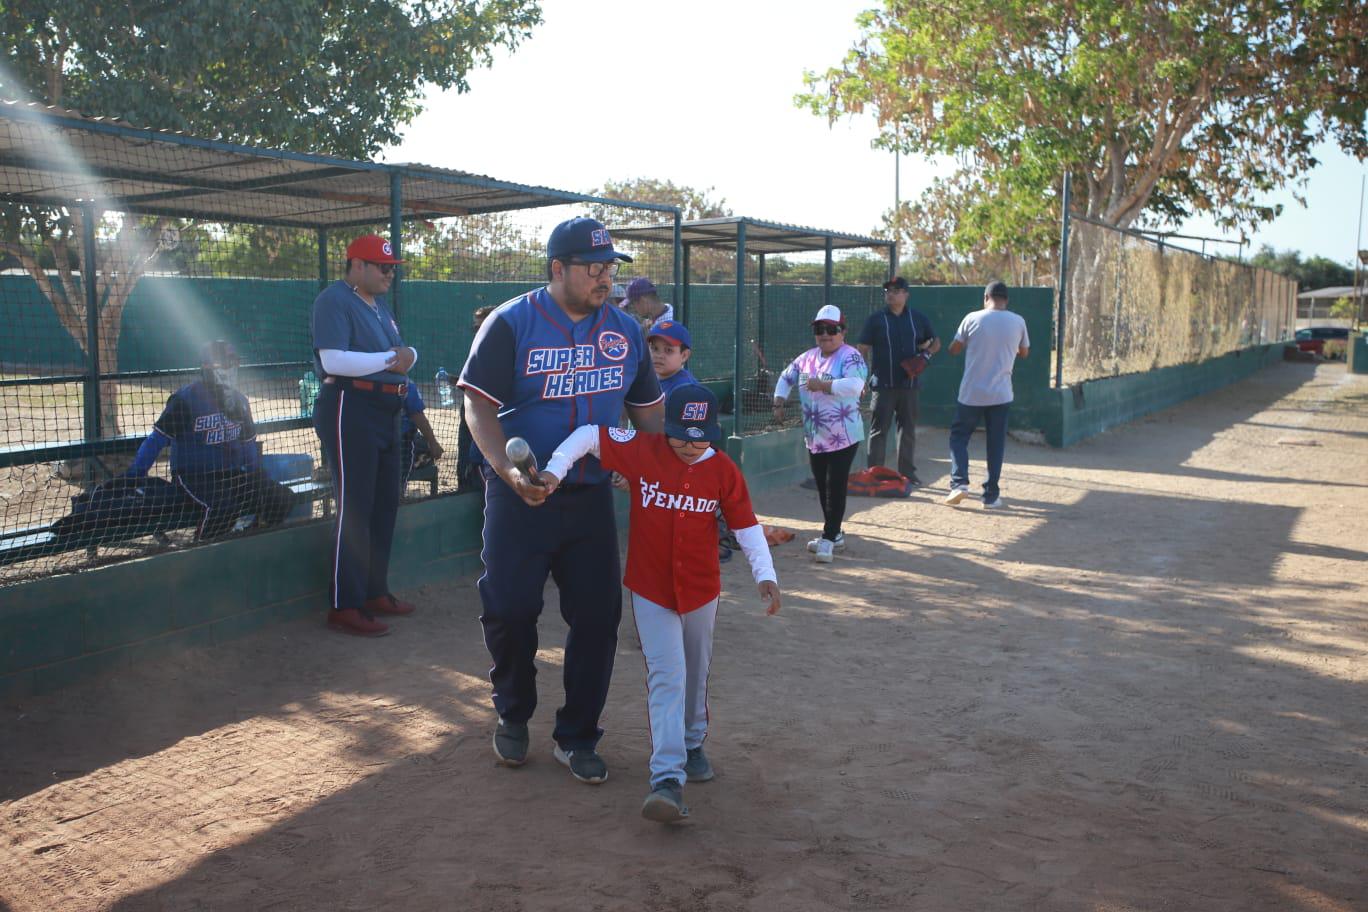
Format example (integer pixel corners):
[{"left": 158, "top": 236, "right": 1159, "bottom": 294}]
[{"left": 596, "top": 426, "right": 759, "bottom": 614}]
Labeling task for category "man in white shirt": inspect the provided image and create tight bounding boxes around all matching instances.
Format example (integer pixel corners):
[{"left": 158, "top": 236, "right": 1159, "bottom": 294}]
[{"left": 944, "top": 281, "right": 1030, "bottom": 509}]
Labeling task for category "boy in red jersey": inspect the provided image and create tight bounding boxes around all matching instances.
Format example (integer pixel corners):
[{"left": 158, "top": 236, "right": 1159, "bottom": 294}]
[{"left": 540, "top": 384, "right": 781, "bottom": 823}]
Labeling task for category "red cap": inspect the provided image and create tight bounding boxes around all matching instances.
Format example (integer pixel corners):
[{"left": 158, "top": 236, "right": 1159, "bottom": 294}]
[{"left": 345, "top": 234, "right": 404, "bottom": 264}]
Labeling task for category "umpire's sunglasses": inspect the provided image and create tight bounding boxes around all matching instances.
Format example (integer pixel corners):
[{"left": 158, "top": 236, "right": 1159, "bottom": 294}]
[
  {"left": 813, "top": 322, "right": 844, "bottom": 335},
  {"left": 367, "top": 261, "right": 397, "bottom": 275}
]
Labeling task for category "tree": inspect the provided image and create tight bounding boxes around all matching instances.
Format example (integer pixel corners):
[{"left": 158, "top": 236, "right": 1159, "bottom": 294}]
[
  {"left": 0, "top": 0, "right": 541, "bottom": 436},
  {"left": 590, "top": 179, "right": 736, "bottom": 283},
  {"left": 1247, "top": 245, "right": 1354, "bottom": 290},
  {"left": 799, "top": 1, "right": 1366, "bottom": 255}
]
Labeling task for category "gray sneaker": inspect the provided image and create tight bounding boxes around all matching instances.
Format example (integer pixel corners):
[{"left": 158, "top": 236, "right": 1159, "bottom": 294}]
[
  {"left": 492, "top": 720, "right": 529, "bottom": 766},
  {"left": 641, "top": 778, "right": 689, "bottom": 822},
  {"left": 684, "top": 746, "right": 715, "bottom": 782},
  {"left": 553, "top": 745, "right": 608, "bottom": 784},
  {"left": 944, "top": 485, "right": 969, "bottom": 505}
]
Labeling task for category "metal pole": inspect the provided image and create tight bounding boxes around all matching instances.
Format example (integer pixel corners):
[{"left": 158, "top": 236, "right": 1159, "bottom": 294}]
[
  {"left": 733, "top": 222, "right": 747, "bottom": 437},
  {"left": 681, "top": 244, "right": 691, "bottom": 325},
  {"left": 1054, "top": 171, "right": 1072, "bottom": 389},
  {"left": 317, "top": 228, "right": 329, "bottom": 290},
  {"left": 1354, "top": 174, "right": 1365, "bottom": 328},
  {"left": 672, "top": 209, "right": 683, "bottom": 320},
  {"left": 894, "top": 145, "right": 900, "bottom": 268},
  {"left": 757, "top": 253, "right": 767, "bottom": 374},
  {"left": 888, "top": 242, "right": 897, "bottom": 281},
  {"left": 81, "top": 205, "right": 101, "bottom": 443},
  {"left": 824, "top": 237, "right": 834, "bottom": 309},
  {"left": 389, "top": 170, "right": 403, "bottom": 318}
]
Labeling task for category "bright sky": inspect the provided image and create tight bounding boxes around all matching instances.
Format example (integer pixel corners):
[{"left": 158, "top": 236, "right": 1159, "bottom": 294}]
[{"left": 384, "top": 0, "right": 1366, "bottom": 267}]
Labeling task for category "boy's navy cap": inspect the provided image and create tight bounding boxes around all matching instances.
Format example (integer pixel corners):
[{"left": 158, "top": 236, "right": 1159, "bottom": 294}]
[
  {"left": 647, "top": 318, "right": 692, "bottom": 350},
  {"left": 985, "top": 280, "right": 1010, "bottom": 299},
  {"left": 664, "top": 384, "right": 722, "bottom": 443},
  {"left": 547, "top": 217, "right": 633, "bottom": 263},
  {"left": 882, "top": 275, "right": 910, "bottom": 291}
]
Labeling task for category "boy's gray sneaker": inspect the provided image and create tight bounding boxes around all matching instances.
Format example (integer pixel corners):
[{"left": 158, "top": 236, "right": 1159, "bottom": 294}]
[
  {"left": 553, "top": 745, "right": 608, "bottom": 784},
  {"left": 641, "top": 778, "right": 689, "bottom": 822},
  {"left": 685, "top": 746, "right": 715, "bottom": 782},
  {"left": 493, "top": 720, "right": 529, "bottom": 766}
]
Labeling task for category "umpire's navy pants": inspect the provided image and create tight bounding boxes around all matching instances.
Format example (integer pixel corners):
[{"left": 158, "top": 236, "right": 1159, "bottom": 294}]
[
  {"left": 314, "top": 385, "right": 402, "bottom": 616},
  {"left": 478, "top": 469, "right": 622, "bottom": 752}
]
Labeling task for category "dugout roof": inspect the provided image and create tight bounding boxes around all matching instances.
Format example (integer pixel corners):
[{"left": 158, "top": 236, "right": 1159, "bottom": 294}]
[
  {"left": 609, "top": 216, "right": 892, "bottom": 255},
  {"left": 0, "top": 103, "right": 675, "bottom": 228}
]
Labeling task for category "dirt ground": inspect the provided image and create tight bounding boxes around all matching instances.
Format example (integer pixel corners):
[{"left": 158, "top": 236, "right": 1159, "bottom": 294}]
[{"left": 2, "top": 360, "right": 1365, "bottom": 912}]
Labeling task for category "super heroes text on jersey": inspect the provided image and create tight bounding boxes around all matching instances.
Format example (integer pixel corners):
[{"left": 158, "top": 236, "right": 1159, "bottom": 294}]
[{"left": 525, "top": 330, "right": 632, "bottom": 400}]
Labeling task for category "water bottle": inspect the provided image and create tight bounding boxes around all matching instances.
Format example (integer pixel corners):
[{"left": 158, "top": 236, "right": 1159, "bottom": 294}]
[
  {"left": 299, "top": 369, "right": 321, "bottom": 417},
  {"left": 436, "top": 366, "right": 454, "bottom": 407}
]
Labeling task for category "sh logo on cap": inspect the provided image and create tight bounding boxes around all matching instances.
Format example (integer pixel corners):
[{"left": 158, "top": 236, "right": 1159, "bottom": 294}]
[{"left": 664, "top": 384, "right": 722, "bottom": 443}]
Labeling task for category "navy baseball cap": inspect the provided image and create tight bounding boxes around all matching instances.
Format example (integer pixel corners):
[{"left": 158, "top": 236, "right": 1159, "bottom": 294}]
[
  {"left": 625, "top": 277, "right": 658, "bottom": 300},
  {"left": 664, "top": 384, "right": 722, "bottom": 443},
  {"left": 546, "top": 217, "right": 633, "bottom": 263},
  {"left": 647, "top": 318, "right": 692, "bottom": 350},
  {"left": 883, "top": 275, "right": 910, "bottom": 291}
]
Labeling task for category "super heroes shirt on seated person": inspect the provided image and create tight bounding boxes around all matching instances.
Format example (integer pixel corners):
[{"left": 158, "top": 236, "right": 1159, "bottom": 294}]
[
  {"left": 595, "top": 426, "right": 758, "bottom": 614},
  {"left": 310, "top": 279, "right": 408, "bottom": 386},
  {"left": 154, "top": 381, "right": 259, "bottom": 474},
  {"left": 459, "top": 287, "right": 663, "bottom": 485}
]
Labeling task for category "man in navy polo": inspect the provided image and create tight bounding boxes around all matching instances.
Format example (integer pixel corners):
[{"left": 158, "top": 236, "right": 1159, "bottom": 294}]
[
  {"left": 460, "top": 216, "right": 664, "bottom": 785},
  {"left": 310, "top": 234, "right": 419, "bottom": 637},
  {"left": 856, "top": 276, "right": 940, "bottom": 485}
]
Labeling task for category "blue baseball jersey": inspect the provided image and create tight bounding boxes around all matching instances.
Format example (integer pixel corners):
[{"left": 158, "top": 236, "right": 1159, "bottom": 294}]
[
  {"left": 459, "top": 287, "right": 663, "bottom": 485},
  {"left": 656, "top": 367, "right": 699, "bottom": 399},
  {"left": 400, "top": 382, "right": 424, "bottom": 436},
  {"left": 310, "top": 279, "right": 407, "bottom": 385},
  {"left": 148, "top": 381, "right": 259, "bottom": 475}
]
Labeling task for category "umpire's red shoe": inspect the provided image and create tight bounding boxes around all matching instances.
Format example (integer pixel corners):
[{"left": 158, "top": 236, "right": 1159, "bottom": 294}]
[
  {"left": 327, "top": 608, "right": 390, "bottom": 637},
  {"left": 365, "top": 594, "right": 416, "bottom": 616}
]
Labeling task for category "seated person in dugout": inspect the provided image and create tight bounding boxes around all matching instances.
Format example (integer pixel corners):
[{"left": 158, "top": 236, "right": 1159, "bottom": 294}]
[{"left": 126, "top": 339, "right": 293, "bottom": 539}]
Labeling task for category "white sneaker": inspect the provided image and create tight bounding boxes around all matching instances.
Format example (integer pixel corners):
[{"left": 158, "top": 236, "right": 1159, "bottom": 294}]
[
  {"left": 983, "top": 496, "right": 1005, "bottom": 509},
  {"left": 806, "top": 533, "right": 846, "bottom": 552},
  {"left": 944, "top": 485, "right": 969, "bottom": 505},
  {"left": 814, "top": 539, "right": 835, "bottom": 563}
]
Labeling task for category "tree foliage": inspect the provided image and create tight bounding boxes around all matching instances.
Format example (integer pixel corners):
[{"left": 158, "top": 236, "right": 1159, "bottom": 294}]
[
  {"left": 0, "top": 0, "right": 541, "bottom": 435},
  {"left": 1246, "top": 245, "right": 1354, "bottom": 290},
  {"left": 799, "top": 0, "right": 1366, "bottom": 256},
  {"left": 2, "top": 0, "right": 541, "bottom": 158},
  {"left": 590, "top": 179, "right": 735, "bottom": 284}
]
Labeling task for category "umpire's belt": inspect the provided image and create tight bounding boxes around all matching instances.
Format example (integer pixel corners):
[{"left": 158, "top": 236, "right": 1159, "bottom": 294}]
[{"left": 324, "top": 376, "right": 407, "bottom": 396}]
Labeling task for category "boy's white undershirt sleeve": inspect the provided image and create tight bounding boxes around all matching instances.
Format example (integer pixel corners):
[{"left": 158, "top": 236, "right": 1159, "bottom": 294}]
[
  {"left": 544, "top": 425, "right": 602, "bottom": 479},
  {"left": 734, "top": 524, "right": 777, "bottom": 584}
]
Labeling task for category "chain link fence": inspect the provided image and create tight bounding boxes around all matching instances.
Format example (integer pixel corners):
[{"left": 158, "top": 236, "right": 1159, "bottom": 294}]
[
  {"left": 1062, "top": 217, "right": 1296, "bottom": 384},
  {"left": 0, "top": 106, "right": 675, "bottom": 585}
]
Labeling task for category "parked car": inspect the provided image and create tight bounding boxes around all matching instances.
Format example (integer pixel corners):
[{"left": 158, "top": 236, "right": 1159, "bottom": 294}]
[{"left": 1295, "top": 326, "right": 1349, "bottom": 355}]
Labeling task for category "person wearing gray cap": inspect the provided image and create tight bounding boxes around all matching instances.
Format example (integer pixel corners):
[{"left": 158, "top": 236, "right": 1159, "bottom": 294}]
[{"left": 944, "top": 281, "right": 1030, "bottom": 509}]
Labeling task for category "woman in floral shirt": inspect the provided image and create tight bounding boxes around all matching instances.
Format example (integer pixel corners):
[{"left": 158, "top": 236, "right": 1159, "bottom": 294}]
[{"left": 771, "top": 305, "right": 869, "bottom": 563}]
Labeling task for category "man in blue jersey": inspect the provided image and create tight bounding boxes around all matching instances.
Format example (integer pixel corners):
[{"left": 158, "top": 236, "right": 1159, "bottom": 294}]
[
  {"left": 311, "top": 234, "right": 419, "bottom": 638},
  {"left": 127, "top": 340, "right": 292, "bottom": 539},
  {"left": 460, "top": 216, "right": 665, "bottom": 785}
]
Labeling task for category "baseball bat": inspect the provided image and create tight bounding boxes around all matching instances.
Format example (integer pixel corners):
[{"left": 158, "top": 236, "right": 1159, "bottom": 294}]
[{"left": 505, "top": 436, "right": 545, "bottom": 486}]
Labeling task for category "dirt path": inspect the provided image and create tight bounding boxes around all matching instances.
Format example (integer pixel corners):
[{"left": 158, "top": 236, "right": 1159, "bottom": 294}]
[{"left": 2, "top": 360, "right": 1365, "bottom": 912}]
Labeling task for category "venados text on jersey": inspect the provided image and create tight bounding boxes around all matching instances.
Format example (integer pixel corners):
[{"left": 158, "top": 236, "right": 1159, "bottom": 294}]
[{"left": 639, "top": 479, "right": 719, "bottom": 514}]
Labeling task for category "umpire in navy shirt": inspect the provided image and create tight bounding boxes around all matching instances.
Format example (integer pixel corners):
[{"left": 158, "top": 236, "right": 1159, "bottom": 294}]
[
  {"left": 311, "top": 234, "right": 419, "bottom": 637},
  {"left": 856, "top": 276, "right": 940, "bottom": 485}
]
